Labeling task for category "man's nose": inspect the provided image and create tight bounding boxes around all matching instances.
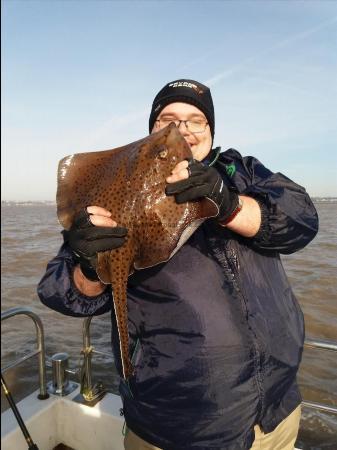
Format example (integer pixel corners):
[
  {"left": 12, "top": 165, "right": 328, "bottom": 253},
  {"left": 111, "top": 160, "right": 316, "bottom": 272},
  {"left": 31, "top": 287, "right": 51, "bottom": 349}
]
[{"left": 177, "top": 121, "right": 190, "bottom": 135}]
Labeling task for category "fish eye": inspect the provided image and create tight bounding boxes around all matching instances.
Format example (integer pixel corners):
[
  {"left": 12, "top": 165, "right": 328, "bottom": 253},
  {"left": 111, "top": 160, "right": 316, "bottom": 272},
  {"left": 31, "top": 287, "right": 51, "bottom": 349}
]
[{"left": 158, "top": 148, "right": 168, "bottom": 159}]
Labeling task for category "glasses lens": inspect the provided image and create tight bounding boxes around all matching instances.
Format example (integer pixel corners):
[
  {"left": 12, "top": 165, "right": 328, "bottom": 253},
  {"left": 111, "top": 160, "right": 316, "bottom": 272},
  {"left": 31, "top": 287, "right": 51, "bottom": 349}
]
[
  {"left": 157, "top": 119, "right": 207, "bottom": 132},
  {"left": 186, "top": 121, "right": 207, "bottom": 133},
  {"left": 159, "top": 119, "right": 180, "bottom": 128}
]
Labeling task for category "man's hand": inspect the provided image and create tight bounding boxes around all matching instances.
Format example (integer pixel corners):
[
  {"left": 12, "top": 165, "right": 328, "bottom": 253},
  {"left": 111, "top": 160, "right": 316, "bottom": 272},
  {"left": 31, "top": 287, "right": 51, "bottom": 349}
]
[
  {"left": 63, "top": 206, "right": 127, "bottom": 281},
  {"left": 165, "top": 159, "right": 239, "bottom": 223}
]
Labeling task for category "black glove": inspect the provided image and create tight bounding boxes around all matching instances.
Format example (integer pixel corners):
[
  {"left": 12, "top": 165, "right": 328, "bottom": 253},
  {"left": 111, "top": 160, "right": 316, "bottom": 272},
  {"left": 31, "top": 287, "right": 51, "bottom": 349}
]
[
  {"left": 165, "top": 159, "right": 239, "bottom": 223},
  {"left": 62, "top": 209, "right": 127, "bottom": 281}
]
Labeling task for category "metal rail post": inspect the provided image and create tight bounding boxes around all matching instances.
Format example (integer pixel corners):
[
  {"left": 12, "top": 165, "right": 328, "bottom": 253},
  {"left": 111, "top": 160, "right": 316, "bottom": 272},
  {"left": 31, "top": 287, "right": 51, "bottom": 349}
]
[{"left": 1, "top": 307, "right": 49, "bottom": 399}]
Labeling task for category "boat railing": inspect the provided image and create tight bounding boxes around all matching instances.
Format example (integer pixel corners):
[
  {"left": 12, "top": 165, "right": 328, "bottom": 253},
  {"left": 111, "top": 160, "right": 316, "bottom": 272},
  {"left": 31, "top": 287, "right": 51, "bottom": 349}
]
[
  {"left": 78, "top": 316, "right": 109, "bottom": 402},
  {"left": 1, "top": 306, "right": 49, "bottom": 399},
  {"left": 80, "top": 319, "right": 337, "bottom": 413},
  {"left": 301, "top": 338, "right": 337, "bottom": 414},
  {"left": 1, "top": 308, "right": 337, "bottom": 413}
]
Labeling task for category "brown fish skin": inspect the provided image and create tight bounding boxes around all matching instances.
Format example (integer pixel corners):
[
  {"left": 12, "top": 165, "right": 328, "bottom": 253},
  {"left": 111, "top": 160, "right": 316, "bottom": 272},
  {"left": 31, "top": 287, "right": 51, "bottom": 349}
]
[{"left": 57, "top": 123, "right": 218, "bottom": 379}]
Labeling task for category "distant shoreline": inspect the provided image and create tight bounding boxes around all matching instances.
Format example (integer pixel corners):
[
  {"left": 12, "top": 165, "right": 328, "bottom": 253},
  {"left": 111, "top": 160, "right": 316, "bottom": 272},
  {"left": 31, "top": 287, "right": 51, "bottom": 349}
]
[
  {"left": 2, "top": 198, "right": 337, "bottom": 206},
  {"left": 1, "top": 201, "right": 57, "bottom": 206}
]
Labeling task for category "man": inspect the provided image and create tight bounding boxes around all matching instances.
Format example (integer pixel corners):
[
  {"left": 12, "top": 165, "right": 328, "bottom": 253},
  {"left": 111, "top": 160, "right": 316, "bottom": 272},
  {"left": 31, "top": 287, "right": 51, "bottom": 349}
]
[{"left": 38, "top": 79, "right": 319, "bottom": 450}]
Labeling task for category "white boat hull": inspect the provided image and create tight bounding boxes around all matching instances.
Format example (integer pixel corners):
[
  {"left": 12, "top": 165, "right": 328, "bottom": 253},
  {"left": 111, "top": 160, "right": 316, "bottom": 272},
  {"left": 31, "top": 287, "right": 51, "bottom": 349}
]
[{"left": 1, "top": 383, "right": 124, "bottom": 450}]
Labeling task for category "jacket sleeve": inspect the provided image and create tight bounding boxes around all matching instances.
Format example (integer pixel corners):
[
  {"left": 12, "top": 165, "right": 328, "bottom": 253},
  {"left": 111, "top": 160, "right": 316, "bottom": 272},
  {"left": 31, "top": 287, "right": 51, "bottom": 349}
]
[
  {"left": 37, "top": 243, "right": 113, "bottom": 317},
  {"left": 215, "top": 149, "right": 319, "bottom": 254}
]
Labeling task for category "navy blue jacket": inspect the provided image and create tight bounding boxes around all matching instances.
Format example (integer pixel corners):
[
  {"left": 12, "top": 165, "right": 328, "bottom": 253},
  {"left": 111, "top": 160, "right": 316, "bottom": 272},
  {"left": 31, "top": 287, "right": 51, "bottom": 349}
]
[{"left": 38, "top": 149, "right": 318, "bottom": 450}]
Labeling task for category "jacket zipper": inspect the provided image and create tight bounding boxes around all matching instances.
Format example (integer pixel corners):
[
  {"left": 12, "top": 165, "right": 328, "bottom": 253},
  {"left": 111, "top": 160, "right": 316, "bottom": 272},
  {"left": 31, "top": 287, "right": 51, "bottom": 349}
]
[{"left": 224, "top": 243, "right": 266, "bottom": 422}]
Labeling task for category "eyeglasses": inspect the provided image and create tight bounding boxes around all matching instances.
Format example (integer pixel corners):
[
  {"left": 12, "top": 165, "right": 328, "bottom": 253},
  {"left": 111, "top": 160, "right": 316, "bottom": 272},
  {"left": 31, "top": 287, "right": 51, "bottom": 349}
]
[{"left": 155, "top": 118, "right": 208, "bottom": 134}]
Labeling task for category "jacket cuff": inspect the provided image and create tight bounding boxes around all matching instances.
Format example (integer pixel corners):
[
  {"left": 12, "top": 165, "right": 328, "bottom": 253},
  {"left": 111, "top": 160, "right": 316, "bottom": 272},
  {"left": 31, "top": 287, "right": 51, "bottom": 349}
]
[
  {"left": 62, "top": 257, "right": 112, "bottom": 316},
  {"left": 249, "top": 195, "right": 273, "bottom": 244}
]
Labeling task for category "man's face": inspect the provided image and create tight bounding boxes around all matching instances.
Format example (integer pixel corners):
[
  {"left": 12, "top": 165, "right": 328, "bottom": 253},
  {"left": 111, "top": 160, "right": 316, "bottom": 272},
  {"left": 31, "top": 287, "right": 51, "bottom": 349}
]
[{"left": 151, "top": 102, "right": 212, "bottom": 161}]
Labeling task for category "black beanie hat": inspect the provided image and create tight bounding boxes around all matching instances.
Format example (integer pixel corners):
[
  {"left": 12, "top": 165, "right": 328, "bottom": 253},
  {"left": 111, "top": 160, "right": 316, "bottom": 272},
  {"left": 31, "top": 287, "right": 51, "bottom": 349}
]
[{"left": 149, "top": 79, "right": 215, "bottom": 140}]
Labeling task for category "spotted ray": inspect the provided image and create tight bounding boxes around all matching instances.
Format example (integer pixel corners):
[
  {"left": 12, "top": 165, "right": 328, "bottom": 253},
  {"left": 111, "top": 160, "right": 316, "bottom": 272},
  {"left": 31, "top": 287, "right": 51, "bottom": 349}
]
[{"left": 57, "top": 123, "right": 218, "bottom": 379}]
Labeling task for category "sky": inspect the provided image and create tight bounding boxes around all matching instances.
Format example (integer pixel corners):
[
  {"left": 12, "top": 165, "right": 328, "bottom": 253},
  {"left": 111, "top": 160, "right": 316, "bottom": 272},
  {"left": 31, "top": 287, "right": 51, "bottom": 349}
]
[{"left": 2, "top": 0, "right": 337, "bottom": 201}]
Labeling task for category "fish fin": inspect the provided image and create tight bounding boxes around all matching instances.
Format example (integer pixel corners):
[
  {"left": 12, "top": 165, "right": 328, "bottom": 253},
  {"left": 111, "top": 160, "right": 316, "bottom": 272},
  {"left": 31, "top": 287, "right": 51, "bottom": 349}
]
[
  {"left": 96, "top": 250, "right": 113, "bottom": 284},
  {"left": 56, "top": 149, "right": 125, "bottom": 230}
]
